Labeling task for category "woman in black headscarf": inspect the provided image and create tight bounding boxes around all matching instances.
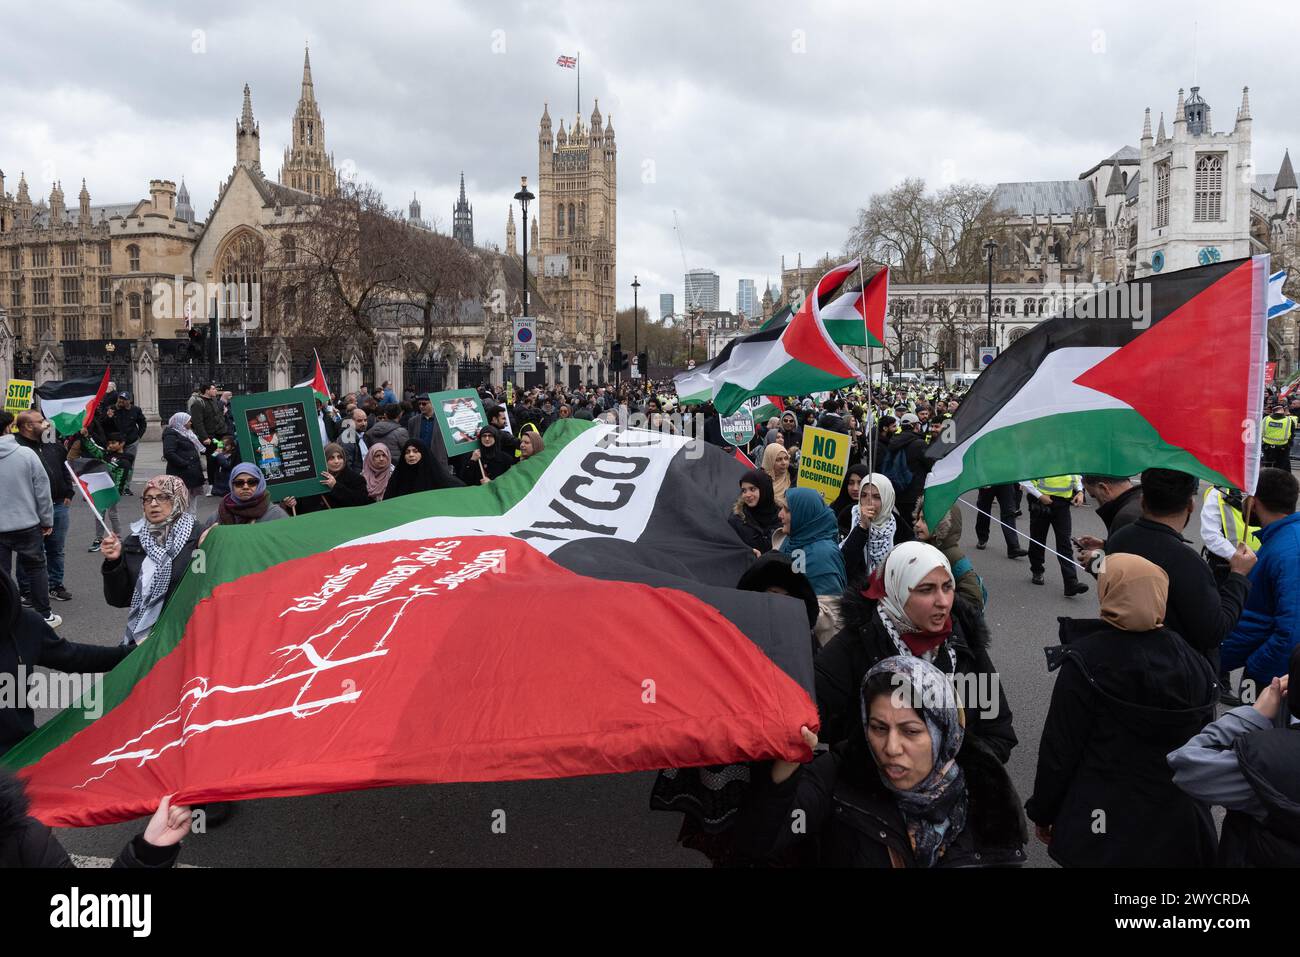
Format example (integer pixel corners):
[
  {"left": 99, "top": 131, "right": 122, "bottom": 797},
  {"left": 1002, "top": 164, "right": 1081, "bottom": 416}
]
[
  {"left": 459, "top": 426, "right": 514, "bottom": 485},
  {"left": 732, "top": 655, "right": 1027, "bottom": 868},
  {"left": 728, "top": 469, "right": 781, "bottom": 554},
  {"left": 386, "top": 439, "right": 464, "bottom": 499},
  {"left": 288, "top": 442, "right": 371, "bottom": 514}
]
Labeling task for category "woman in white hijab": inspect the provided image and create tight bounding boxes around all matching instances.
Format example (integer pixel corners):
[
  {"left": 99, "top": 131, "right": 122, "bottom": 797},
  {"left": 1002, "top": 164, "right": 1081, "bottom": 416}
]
[
  {"left": 840, "top": 472, "right": 898, "bottom": 580},
  {"left": 815, "top": 540, "right": 1019, "bottom": 762}
]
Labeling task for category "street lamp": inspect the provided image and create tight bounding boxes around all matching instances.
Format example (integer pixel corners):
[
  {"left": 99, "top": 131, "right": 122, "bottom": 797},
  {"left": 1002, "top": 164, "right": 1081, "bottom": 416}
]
[
  {"left": 982, "top": 238, "right": 998, "bottom": 350},
  {"left": 631, "top": 275, "right": 640, "bottom": 359},
  {"left": 513, "top": 176, "right": 535, "bottom": 320}
]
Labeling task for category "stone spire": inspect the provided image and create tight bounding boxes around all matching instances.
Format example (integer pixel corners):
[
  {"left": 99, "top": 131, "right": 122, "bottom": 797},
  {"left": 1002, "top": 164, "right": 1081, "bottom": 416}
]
[
  {"left": 301, "top": 43, "right": 315, "bottom": 103},
  {"left": 1276, "top": 149, "right": 1297, "bottom": 191},
  {"left": 176, "top": 178, "right": 194, "bottom": 222},
  {"left": 530, "top": 215, "right": 538, "bottom": 251},
  {"left": 452, "top": 172, "right": 474, "bottom": 249},
  {"left": 506, "top": 205, "right": 517, "bottom": 256},
  {"left": 78, "top": 178, "right": 90, "bottom": 225},
  {"left": 1238, "top": 86, "right": 1252, "bottom": 121},
  {"left": 236, "top": 84, "right": 261, "bottom": 169},
  {"left": 1141, "top": 107, "right": 1152, "bottom": 143},
  {"left": 408, "top": 192, "right": 422, "bottom": 223},
  {"left": 1156, "top": 111, "right": 1166, "bottom": 142},
  {"left": 1173, "top": 88, "right": 1186, "bottom": 129},
  {"left": 49, "top": 180, "right": 64, "bottom": 226}
]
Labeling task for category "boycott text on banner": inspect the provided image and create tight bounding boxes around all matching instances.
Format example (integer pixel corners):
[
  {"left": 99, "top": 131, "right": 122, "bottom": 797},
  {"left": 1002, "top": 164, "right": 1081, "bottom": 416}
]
[
  {"left": 720, "top": 408, "right": 755, "bottom": 446},
  {"left": 4, "top": 379, "right": 35, "bottom": 415},
  {"left": 431, "top": 388, "right": 488, "bottom": 455},
  {"left": 797, "top": 425, "right": 851, "bottom": 505},
  {"left": 231, "top": 387, "right": 329, "bottom": 503}
]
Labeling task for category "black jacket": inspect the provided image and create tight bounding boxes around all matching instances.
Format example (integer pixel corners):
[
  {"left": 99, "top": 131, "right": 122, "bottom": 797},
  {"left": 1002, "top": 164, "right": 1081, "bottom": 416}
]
[
  {"left": 1025, "top": 617, "right": 1219, "bottom": 868},
  {"left": 186, "top": 393, "right": 225, "bottom": 443},
  {"left": 1217, "top": 725, "right": 1300, "bottom": 867},
  {"left": 0, "top": 770, "right": 179, "bottom": 867},
  {"left": 1095, "top": 484, "right": 1143, "bottom": 540},
  {"left": 887, "top": 429, "right": 928, "bottom": 503},
  {"left": 728, "top": 509, "right": 778, "bottom": 554},
  {"left": 104, "top": 404, "right": 147, "bottom": 446},
  {"left": 816, "top": 587, "right": 1018, "bottom": 762},
  {"left": 101, "top": 525, "right": 202, "bottom": 614},
  {"left": 15, "top": 434, "right": 72, "bottom": 502},
  {"left": 162, "top": 428, "right": 205, "bottom": 488},
  {"left": 292, "top": 466, "right": 371, "bottom": 513},
  {"left": 731, "top": 734, "right": 1027, "bottom": 868},
  {"left": 0, "top": 571, "right": 128, "bottom": 756},
  {"left": 1105, "top": 518, "right": 1250, "bottom": 668}
]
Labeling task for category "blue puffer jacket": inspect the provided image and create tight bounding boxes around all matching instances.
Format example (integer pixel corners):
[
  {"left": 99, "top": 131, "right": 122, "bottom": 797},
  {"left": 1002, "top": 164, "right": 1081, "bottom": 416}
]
[{"left": 1221, "top": 511, "right": 1300, "bottom": 681}]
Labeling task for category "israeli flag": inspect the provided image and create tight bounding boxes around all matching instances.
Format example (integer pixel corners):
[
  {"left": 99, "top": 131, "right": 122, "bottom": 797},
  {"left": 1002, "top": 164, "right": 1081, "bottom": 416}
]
[{"left": 1268, "top": 270, "right": 1297, "bottom": 319}]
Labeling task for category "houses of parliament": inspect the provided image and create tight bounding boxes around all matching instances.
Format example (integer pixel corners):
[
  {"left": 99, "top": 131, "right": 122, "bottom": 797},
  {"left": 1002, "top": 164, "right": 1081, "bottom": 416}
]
[{"left": 0, "top": 47, "right": 616, "bottom": 383}]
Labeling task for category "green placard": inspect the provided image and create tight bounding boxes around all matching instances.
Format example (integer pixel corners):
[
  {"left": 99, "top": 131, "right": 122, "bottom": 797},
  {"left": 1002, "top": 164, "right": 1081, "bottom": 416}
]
[
  {"left": 720, "top": 408, "right": 755, "bottom": 446},
  {"left": 430, "top": 388, "right": 488, "bottom": 456},
  {"left": 231, "top": 387, "right": 328, "bottom": 502}
]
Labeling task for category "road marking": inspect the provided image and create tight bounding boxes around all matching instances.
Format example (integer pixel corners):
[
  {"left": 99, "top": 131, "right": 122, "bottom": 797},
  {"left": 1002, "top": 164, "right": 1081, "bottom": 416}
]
[{"left": 71, "top": 853, "right": 203, "bottom": 868}]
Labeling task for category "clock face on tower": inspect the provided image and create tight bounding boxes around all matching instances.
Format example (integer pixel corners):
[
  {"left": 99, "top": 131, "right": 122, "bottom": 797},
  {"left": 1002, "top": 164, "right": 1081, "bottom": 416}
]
[{"left": 1198, "top": 246, "right": 1222, "bottom": 266}]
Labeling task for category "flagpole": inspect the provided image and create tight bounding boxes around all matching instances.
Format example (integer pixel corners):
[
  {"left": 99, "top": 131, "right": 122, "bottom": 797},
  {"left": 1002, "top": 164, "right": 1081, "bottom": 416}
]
[
  {"left": 953, "top": 495, "right": 1086, "bottom": 570},
  {"left": 65, "top": 461, "right": 113, "bottom": 538},
  {"left": 576, "top": 51, "right": 580, "bottom": 118}
]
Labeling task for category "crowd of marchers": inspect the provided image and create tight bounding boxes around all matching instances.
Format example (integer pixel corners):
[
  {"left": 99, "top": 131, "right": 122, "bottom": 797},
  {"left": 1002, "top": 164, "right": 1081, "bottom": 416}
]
[{"left": 0, "top": 376, "right": 1297, "bottom": 867}]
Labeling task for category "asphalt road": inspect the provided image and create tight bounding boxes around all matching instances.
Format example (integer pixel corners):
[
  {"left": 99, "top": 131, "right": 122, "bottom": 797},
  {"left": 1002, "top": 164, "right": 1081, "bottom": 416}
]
[{"left": 29, "top": 451, "right": 1221, "bottom": 867}]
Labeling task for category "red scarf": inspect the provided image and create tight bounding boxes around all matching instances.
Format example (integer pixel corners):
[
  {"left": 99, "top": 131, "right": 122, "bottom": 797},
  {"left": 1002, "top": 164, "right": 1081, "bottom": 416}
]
[{"left": 862, "top": 569, "right": 953, "bottom": 657}]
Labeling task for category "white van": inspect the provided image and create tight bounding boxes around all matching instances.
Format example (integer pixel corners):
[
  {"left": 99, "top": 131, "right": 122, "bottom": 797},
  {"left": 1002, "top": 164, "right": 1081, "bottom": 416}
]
[{"left": 950, "top": 373, "right": 981, "bottom": 387}]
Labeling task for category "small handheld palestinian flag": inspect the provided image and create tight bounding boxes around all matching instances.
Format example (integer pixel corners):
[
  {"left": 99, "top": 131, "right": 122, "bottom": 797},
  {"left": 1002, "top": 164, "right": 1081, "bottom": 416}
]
[
  {"left": 66, "top": 461, "right": 116, "bottom": 537},
  {"left": 922, "top": 257, "right": 1270, "bottom": 527},
  {"left": 36, "top": 367, "right": 110, "bottom": 436},
  {"left": 294, "top": 350, "right": 331, "bottom": 406}
]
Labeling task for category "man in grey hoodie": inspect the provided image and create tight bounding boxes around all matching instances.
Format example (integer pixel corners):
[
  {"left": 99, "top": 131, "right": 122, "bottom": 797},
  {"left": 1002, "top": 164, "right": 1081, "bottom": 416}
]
[{"left": 0, "top": 411, "right": 57, "bottom": 627}]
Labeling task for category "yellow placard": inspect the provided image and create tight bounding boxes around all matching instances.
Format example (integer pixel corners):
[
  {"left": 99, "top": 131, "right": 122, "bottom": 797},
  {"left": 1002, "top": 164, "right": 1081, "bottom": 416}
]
[
  {"left": 4, "top": 379, "right": 35, "bottom": 416},
  {"left": 797, "top": 425, "right": 851, "bottom": 506}
]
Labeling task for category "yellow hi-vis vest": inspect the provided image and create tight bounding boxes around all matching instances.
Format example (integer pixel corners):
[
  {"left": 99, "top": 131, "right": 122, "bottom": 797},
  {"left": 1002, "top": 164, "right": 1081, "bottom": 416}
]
[
  {"left": 1262, "top": 415, "right": 1294, "bottom": 445},
  {"left": 1033, "top": 475, "right": 1078, "bottom": 498},
  {"left": 1206, "top": 487, "right": 1262, "bottom": 551}
]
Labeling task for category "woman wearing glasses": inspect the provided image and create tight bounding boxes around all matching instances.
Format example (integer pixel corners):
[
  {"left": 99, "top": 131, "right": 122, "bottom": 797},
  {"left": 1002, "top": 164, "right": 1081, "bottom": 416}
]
[
  {"left": 198, "top": 463, "right": 289, "bottom": 541},
  {"left": 99, "top": 475, "right": 202, "bottom": 647}
]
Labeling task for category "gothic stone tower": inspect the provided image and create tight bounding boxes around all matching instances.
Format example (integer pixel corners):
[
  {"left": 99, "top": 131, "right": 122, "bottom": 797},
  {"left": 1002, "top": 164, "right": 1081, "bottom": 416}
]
[
  {"left": 537, "top": 100, "right": 617, "bottom": 345},
  {"left": 1136, "top": 86, "right": 1252, "bottom": 276},
  {"left": 452, "top": 172, "right": 474, "bottom": 249},
  {"left": 279, "top": 45, "right": 338, "bottom": 196}
]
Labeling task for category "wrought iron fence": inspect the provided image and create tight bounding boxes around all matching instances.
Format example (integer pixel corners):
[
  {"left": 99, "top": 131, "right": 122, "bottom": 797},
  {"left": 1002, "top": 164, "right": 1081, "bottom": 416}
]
[
  {"left": 60, "top": 339, "right": 134, "bottom": 396},
  {"left": 157, "top": 337, "right": 269, "bottom": 424},
  {"left": 404, "top": 356, "right": 447, "bottom": 395}
]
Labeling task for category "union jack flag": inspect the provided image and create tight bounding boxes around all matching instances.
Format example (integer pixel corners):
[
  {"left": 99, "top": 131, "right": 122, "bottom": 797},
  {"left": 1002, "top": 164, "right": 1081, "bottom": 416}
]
[{"left": 556, "top": 55, "right": 577, "bottom": 68}]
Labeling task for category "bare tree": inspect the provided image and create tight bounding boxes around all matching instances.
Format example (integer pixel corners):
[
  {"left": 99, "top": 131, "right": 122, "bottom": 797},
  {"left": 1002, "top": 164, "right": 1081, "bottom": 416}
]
[
  {"left": 262, "top": 181, "right": 409, "bottom": 344},
  {"left": 844, "top": 179, "right": 1010, "bottom": 284},
  {"left": 396, "top": 229, "right": 482, "bottom": 360}
]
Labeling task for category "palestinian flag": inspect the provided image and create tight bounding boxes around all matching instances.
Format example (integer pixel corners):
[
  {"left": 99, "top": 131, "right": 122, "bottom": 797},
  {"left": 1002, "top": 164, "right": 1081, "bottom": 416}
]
[
  {"left": 5, "top": 420, "right": 818, "bottom": 826},
  {"left": 70, "top": 460, "right": 123, "bottom": 514},
  {"left": 818, "top": 265, "right": 888, "bottom": 348},
  {"left": 674, "top": 263, "right": 863, "bottom": 416},
  {"left": 743, "top": 394, "right": 785, "bottom": 427},
  {"left": 294, "top": 351, "right": 331, "bottom": 406},
  {"left": 35, "top": 368, "right": 110, "bottom": 436},
  {"left": 922, "top": 257, "right": 1270, "bottom": 527}
]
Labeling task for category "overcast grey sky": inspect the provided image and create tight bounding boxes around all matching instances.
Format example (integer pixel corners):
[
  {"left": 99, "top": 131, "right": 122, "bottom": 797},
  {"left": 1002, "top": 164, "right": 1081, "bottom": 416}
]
[{"left": 1, "top": 0, "right": 1295, "bottom": 314}]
